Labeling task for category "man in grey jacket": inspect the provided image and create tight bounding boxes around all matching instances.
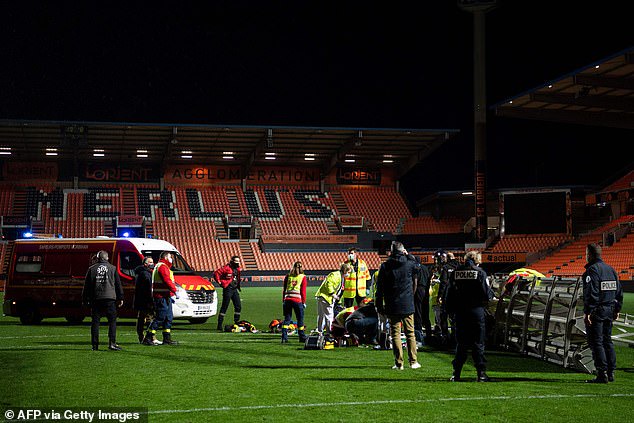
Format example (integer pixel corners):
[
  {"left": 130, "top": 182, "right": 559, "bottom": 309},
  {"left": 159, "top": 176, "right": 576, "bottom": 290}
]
[
  {"left": 375, "top": 241, "right": 421, "bottom": 370},
  {"left": 83, "top": 250, "right": 124, "bottom": 351}
]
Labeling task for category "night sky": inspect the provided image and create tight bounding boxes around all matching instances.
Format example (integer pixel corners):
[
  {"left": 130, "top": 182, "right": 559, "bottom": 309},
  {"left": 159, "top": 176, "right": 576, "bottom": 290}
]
[{"left": 1, "top": 2, "right": 632, "bottom": 201}]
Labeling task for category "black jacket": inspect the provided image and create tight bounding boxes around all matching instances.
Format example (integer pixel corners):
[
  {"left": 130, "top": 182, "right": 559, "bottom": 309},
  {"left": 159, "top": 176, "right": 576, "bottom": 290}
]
[
  {"left": 133, "top": 264, "right": 154, "bottom": 311},
  {"left": 415, "top": 263, "right": 431, "bottom": 297},
  {"left": 445, "top": 259, "right": 492, "bottom": 314},
  {"left": 439, "top": 259, "right": 459, "bottom": 301},
  {"left": 82, "top": 259, "right": 123, "bottom": 303},
  {"left": 582, "top": 258, "right": 623, "bottom": 319},
  {"left": 375, "top": 252, "right": 417, "bottom": 315}
]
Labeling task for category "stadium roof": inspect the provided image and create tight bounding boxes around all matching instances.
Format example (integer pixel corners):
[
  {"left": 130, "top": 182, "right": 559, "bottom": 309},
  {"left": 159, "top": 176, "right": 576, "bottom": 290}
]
[
  {"left": 0, "top": 120, "right": 458, "bottom": 179},
  {"left": 493, "top": 46, "right": 634, "bottom": 129}
]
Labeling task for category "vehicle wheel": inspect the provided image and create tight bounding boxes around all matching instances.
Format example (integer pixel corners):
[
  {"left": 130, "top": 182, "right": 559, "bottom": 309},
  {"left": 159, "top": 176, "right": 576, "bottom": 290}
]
[
  {"left": 65, "top": 316, "right": 85, "bottom": 324},
  {"left": 19, "top": 307, "right": 43, "bottom": 325},
  {"left": 188, "top": 317, "right": 209, "bottom": 324}
]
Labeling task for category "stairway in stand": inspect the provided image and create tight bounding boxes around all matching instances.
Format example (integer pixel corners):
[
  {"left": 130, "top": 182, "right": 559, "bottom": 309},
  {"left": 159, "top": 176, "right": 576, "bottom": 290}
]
[
  {"left": 214, "top": 220, "right": 228, "bottom": 239},
  {"left": 103, "top": 220, "right": 115, "bottom": 237},
  {"left": 145, "top": 221, "right": 154, "bottom": 238},
  {"left": 330, "top": 191, "right": 350, "bottom": 216},
  {"left": 226, "top": 189, "right": 242, "bottom": 216},
  {"left": 122, "top": 189, "right": 137, "bottom": 215},
  {"left": 239, "top": 240, "right": 257, "bottom": 271},
  {"left": 326, "top": 219, "right": 340, "bottom": 234},
  {"left": 12, "top": 189, "right": 27, "bottom": 216},
  {"left": 1, "top": 241, "right": 15, "bottom": 277},
  {"left": 31, "top": 220, "right": 45, "bottom": 236}
]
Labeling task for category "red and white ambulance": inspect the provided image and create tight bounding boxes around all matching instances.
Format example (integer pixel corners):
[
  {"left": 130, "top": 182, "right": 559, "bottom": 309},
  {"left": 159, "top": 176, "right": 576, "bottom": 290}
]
[{"left": 2, "top": 237, "right": 217, "bottom": 324}]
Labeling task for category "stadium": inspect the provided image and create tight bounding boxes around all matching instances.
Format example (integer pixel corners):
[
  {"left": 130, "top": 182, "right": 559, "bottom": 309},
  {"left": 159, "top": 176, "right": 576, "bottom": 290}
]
[{"left": 1, "top": 3, "right": 633, "bottom": 423}]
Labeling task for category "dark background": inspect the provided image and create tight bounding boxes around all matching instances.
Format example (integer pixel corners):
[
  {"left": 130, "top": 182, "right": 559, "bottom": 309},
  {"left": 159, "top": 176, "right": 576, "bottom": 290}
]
[
  {"left": 1, "top": 2, "right": 632, "bottom": 203},
  {"left": 504, "top": 192, "right": 567, "bottom": 234}
]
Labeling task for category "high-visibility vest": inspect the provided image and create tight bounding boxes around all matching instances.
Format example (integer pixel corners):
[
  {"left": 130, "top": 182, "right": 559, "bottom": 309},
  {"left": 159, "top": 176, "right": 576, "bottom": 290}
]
[
  {"left": 430, "top": 280, "right": 440, "bottom": 305},
  {"left": 283, "top": 274, "right": 303, "bottom": 302},
  {"left": 335, "top": 306, "right": 357, "bottom": 327},
  {"left": 369, "top": 270, "right": 379, "bottom": 300},
  {"left": 342, "top": 259, "right": 370, "bottom": 299},
  {"left": 152, "top": 262, "right": 174, "bottom": 297},
  {"left": 315, "top": 271, "right": 343, "bottom": 304}
]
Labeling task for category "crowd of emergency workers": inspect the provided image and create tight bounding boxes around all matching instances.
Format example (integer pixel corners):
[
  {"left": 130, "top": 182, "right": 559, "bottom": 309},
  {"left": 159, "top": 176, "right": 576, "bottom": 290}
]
[{"left": 82, "top": 241, "right": 623, "bottom": 383}]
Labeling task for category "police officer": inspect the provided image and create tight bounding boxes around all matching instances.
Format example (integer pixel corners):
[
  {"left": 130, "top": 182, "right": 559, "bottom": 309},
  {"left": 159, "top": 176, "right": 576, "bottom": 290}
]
[
  {"left": 583, "top": 243, "right": 623, "bottom": 383},
  {"left": 445, "top": 250, "right": 493, "bottom": 382},
  {"left": 82, "top": 250, "right": 124, "bottom": 351}
]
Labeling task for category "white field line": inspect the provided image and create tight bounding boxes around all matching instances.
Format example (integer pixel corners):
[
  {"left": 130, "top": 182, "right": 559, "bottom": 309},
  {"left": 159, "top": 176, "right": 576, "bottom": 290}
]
[{"left": 148, "top": 393, "right": 634, "bottom": 415}]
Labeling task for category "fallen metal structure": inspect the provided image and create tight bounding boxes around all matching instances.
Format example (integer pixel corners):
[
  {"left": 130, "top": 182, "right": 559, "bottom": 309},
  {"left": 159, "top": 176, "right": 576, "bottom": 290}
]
[{"left": 490, "top": 275, "right": 633, "bottom": 373}]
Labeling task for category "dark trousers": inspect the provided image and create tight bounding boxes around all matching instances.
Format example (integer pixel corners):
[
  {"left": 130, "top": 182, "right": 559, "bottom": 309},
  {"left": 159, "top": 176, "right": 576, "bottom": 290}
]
[
  {"left": 219, "top": 286, "right": 242, "bottom": 321},
  {"left": 136, "top": 309, "right": 154, "bottom": 342},
  {"left": 345, "top": 316, "right": 378, "bottom": 343},
  {"left": 586, "top": 318, "right": 616, "bottom": 373},
  {"left": 91, "top": 299, "right": 117, "bottom": 347},
  {"left": 452, "top": 307, "right": 487, "bottom": 371},
  {"left": 149, "top": 297, "right": 173, "bottom": 332},
  {"left": 343, "top": 294, "right": 364, "bottom": 308},
  {"left": 282, "top": 300, "right": 305, "bottom": 341},
  {"left": 414, "top": 289, "right": 432, "bottom": 338}
]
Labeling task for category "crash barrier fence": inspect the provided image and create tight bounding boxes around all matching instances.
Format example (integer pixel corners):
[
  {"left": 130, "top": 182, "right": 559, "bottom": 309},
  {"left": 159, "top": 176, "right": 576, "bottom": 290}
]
[{"left": 490, "top": 275, "right": 634, "bottom": 374}]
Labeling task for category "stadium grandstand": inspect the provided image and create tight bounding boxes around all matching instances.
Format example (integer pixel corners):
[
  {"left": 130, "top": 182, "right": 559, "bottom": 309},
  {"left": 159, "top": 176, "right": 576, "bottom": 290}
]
[
  {"left": 0, "top": 122, "right": 468, "bottom": 284},
  {"left": 0, "top": 49, "right": 632, "bottom": 286}
]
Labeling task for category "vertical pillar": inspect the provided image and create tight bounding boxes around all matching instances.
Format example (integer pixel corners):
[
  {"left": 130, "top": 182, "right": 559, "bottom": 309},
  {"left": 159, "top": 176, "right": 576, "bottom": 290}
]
[{"left": 473, "top": 9, "right": 488, "bottom": 243}]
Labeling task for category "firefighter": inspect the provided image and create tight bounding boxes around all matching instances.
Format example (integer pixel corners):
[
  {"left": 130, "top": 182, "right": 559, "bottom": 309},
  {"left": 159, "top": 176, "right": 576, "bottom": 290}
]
[
  {"left": 143, "top": 251, "right": 178, "bottom": 346},
  {"left": 583, "top": 243, "right": 623, "bottom": 383},
  {"left": 445, "top": 250, "right": 493, "bottom": 382},
  {"left": 342, "top": 247, "right": 371, "bottom": 307},
  {"left": 281, "top": 261, "right": 308, "bottom": 343},
  {"left": 214, "top": 255, "right": 243, "bottom": 331},
  {"left": 315, "top": 263, "right": 352, "bottom": 336}
]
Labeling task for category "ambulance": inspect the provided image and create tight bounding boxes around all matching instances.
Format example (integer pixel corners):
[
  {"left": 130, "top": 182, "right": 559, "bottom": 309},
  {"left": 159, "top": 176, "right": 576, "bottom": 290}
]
[{"left": 2, "top": 237, "right": 217, "bottom": 324}]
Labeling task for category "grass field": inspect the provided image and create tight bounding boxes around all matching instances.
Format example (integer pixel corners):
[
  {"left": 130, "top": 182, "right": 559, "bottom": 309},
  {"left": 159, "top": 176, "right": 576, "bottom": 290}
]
[{"left": 1, "top": 289, "right": 634, "bottom": 422}]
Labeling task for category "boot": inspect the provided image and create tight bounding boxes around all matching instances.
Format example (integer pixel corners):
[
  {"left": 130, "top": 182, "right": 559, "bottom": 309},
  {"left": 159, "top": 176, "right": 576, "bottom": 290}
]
[
  {"left": 586, "top": 370, "right": 608, "bottom": 384},
  {"left": 477, "top": 369, "right": 490, "bottom": 382},
  {"left": 142, "top": 331, "right": 162, "bottom": 346},
  {"left": 142, "top": 331, "right": 154, "bottom": 346},
  {"left": 607, "top": 371, "right": 615, "bottom": 382},
  {"left": 450, "top": 365, "right": 462, "bottom": 382},
  {"left": 217, "top": 314, "right": 225, "bottom": 331},
  {"left": 281, "top": 328, "right": 289, "bottom": 344},
  {"left": 162, "top": 331, "right": 178, "bottom": 346},
  {"left": 298, "top": 328, "right": 307, "bottom": 343},
  {"left": 108, "top": 342, "right": 122, "bottom": 351}
]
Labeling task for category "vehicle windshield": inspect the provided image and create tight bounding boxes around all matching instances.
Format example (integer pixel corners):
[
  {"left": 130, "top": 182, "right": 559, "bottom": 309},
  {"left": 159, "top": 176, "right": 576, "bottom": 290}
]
[{"left": 141, "top": 250, "right": 194, "bottom": 274}]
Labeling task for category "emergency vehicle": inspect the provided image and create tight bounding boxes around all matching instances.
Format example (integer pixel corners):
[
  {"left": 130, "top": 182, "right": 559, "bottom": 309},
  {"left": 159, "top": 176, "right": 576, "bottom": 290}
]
[{"left": 2, "top": 237, "right": 217, "bottom": 324}]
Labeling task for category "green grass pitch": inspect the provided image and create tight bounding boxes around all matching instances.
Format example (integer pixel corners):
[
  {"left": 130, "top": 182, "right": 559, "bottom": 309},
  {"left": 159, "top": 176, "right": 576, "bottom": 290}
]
[{"left": 1, "top": 289, "right": 633, "bottom": 422}]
